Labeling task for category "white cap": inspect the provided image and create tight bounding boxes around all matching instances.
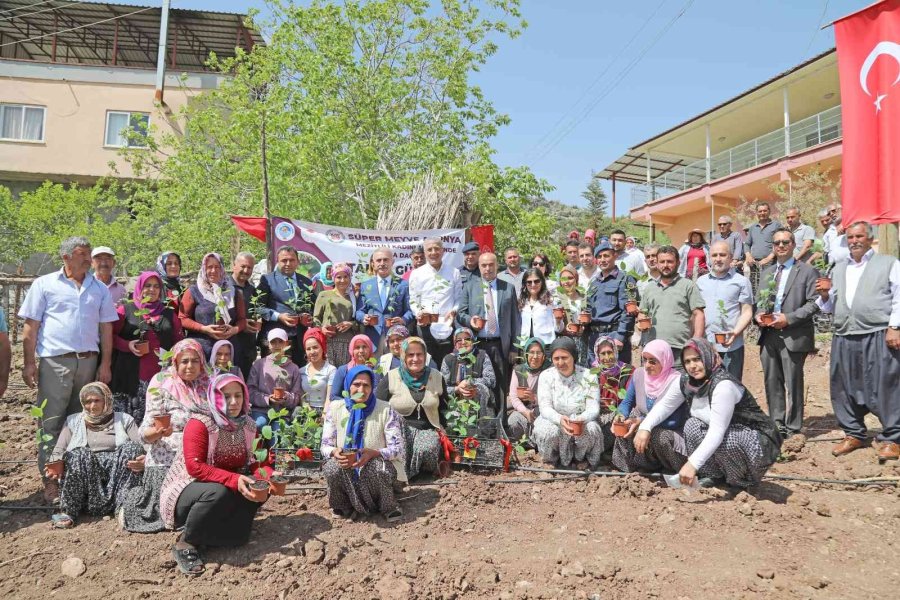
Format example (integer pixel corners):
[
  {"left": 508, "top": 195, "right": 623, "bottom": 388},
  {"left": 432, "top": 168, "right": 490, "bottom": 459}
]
[
  {"left": 267, "top": 328, "right": 289, "bottom": 343},
  {"left": 91, "top": 246, "right": 115, "bottom": 258}
]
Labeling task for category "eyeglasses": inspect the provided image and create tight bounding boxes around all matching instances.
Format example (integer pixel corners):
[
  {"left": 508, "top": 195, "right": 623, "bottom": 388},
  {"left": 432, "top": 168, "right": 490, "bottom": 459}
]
[
  {"left": 773, "top": 240, "right": 792, "bottom": 246},
  {"left": 525, "top": 279, "right": 542, "bottom": 285},
  {"left": 531, "top": 261, "right": 544, "bottom": 266}
]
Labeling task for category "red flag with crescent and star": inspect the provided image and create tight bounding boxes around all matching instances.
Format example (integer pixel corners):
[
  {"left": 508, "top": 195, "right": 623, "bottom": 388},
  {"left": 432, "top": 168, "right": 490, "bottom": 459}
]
[{"left": 834, "top": 0, "right": 900, "bottom": 224}]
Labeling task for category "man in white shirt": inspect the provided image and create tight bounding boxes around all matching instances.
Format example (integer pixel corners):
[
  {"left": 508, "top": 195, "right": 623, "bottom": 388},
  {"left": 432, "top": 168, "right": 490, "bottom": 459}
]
[
  {"left": 816, "top": 222, "right": 900, "bottom": 463},
  {"left": 610, "top": 229, "right": 647, "bottom": 277},
  {"left": 577, "top": 242, "right": 598, "bottom": 289},
  {"left": 408, "top": 237, "right": 462, "bottom": 368}
]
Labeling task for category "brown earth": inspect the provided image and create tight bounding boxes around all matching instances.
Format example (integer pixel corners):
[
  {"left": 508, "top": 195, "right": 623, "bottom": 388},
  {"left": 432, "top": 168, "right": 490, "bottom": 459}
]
[{"left": 1, "top": 343, "right": 899, "bottom": 599}]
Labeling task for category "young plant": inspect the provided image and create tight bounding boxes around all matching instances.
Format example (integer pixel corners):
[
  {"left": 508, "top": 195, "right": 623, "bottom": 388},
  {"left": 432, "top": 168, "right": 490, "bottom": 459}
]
[
  {"left": 513, "top": 434, "right": 529, "bottom": 455},
  {"left": 30, "top": 399, "right": 55, "bottom": 456},
  {"left": 250, "top": 437, "right": 270, "bottom": 481},
  {"left": 247, "top": 289, "right": 266, "bottom": 323},
  {"left": 619, "top": 261, "right": 648, "bottom": 303},
  {"left": 214, "top": 298, "right": 228, "bottom": 325},
  {"left": 810, "top": 240, "right": 830, "bottom": 276},
  {"left": 289, "top": 405, "right": 324, "bottom": 452},
  {"left": 716, "top": 299, "right": 729, "bottom": 330},
  {"left": 444, "top": 394, "right": 480, "bottom": 437},
  {"left": 756, "top": 277, "right": 779, "bottom": 314}
]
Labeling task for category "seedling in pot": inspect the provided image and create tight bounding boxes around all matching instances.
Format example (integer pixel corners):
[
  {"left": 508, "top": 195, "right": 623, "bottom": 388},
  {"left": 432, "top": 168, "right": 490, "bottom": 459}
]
[
  {"left": 810, "top": 241, "right": 832, "bottom": 291},
  {"left": 756, "top": 277, "right": 779, "bottom": 324},
  {"left": 715, "top": 300, "right": 729, "bottom": 345}
]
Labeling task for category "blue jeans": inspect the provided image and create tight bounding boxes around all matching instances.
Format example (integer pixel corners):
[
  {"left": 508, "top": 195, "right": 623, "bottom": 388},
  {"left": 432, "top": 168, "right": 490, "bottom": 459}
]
[
  {"left": 719, "top": 346, "right": 745, "bottom": 380},
  {"left": 250, "top": 408, "right": 269, "bottom": 430}
]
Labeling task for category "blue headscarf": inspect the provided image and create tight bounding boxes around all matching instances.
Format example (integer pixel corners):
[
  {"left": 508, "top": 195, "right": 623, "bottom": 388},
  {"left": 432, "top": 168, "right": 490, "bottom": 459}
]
[{"left": 342, "top": 365, "right": 377, "bottom": 453}]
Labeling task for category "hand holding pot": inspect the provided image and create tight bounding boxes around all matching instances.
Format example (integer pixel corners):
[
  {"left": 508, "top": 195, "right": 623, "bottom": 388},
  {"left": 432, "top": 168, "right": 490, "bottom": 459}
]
[
  {"left": 352, "top": 448, "right": 381, "bottom": 469},
  {"left": 237, "top": 474, "right": 264, "bottom": 502},
  {"left": 719, "top": 331, "right": 737, "bottom": 348},
  {"left": 279, "top": 313, "right": 300, "bottom": 328},
  {"left": 559, "top": 416, "right": 575, "bottom": 436},
  {"left": 127, "top": 455, "right": 146, "bottom": 473},
  {"left": 201, "top": 324, "right": 228, "bottom": 340},
  {"left": 624, "top": 418, "right": 641, "bottom": 439},
  {"left": 768, "top": 313, "right": 789, "bottom": 330},
  {"left": 337, "top": 321, "right": 354, "bottom": 333},
  {"left": 152, "top": 421, "right": 174, "bottom": 439},
  {"left": 246, "top": 320, "right": 261, "bottom": 334},
  {"left": 333, "top": 448, "right": 356, "bottom": 469},
  {"left": 128, "top": 340, "right": 148, "bottom": 357},
  {"left": 633, "top": 429, "right": 651, "bottom": 454},
  {"left": 322, "top": 325, "right": 337, "bottom": 338},
  {"left": 517, "top": 388, "right": 533, "bottom": 403}
]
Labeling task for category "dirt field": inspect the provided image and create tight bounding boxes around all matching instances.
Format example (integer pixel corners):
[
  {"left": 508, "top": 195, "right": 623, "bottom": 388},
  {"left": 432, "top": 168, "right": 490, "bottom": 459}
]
[{"left": 1, "top": 343, "right": 898, "bottom": 600}]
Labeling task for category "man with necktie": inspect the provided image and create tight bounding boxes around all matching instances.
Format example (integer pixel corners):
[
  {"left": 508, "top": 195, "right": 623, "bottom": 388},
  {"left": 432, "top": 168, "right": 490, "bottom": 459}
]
[{"left": 356, "top": 248, "right": 414, "bottom": 355}]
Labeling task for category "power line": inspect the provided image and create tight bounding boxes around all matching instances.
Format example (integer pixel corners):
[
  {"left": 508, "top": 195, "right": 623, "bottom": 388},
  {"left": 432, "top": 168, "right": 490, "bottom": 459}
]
[
  {"left": 0, "top": 1, "right": 89, "bottom": 22},
  {"left": 801, "top": 0, "right": 830, "bottom": 60},
  {"left": 530, "top": 0, "right": 696, "bottom": 164},
  {"left": 0, "top": 0, "right": 58, "bottom": 15},
  {"left": 0, "top": 5, "right": 156, "bottom": 48},
  {"left": 523, "top": 0, "right": 669, "bottom": 163}
]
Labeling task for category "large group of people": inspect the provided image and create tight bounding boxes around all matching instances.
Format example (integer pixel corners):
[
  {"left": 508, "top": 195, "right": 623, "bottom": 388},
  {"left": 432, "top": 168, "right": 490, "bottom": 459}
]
[{"left": 1, "top": 206, "right": 896, "bottom": 575}]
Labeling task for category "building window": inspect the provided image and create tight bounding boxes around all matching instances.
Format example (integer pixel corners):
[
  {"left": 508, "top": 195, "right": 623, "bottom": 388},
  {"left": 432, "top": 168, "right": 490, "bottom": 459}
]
[
  {"left": 105, "top": 111, "right": 150, "bottom": 148},
  {"left": 0, "top": 104, "right": 45, "bottom": 142}
]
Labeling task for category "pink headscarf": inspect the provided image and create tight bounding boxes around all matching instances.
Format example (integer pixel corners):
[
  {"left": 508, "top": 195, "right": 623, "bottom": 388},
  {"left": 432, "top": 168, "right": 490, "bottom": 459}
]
[
  {"left": 132, "top": 272, "right": 165, "bottom": 318},
  {"left": 150, "top": 338, "right": 210, "bottom": 413},
  {"left": 347, "top": 334, "right": 374, "bottom": 367},
  {"left": 206, "top": 373, "right": 250, "bottom": 432},
  {"left": 641, "top": 339, "right": 679, "bottom": 398}
]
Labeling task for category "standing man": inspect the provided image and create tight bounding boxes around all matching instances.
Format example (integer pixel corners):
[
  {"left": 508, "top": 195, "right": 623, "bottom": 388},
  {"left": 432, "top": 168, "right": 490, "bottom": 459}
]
[
  {"left": 755, "top": 228, "right": 819, "bottom": 440},
  {"left": 610, "top": 229, "right": 647, "bottom": 277},
  {"left": 18, "top": 237, "right": 118, "bottom": 500},
  {"left": 563, "top": 240, "right": 581, "bottom": 271},
  {"left": 0, "top": 307, "right": 9, "bottom": 399},
  {"left": 497, "top": 247, "right": 524, "bottom": 297},
  {"left": 637, "top": 245, "right": 705, "bottom": 367},
  {"left": 696, "top": 241, "right": 754, "bottom": 378},
  {"left": 638, "top": 242, "right": 662, "bottom": 296},
  {"left": 459, "top": 242, "right": 481, "bottom": 285},
  {"left": 458, "top": 252, "right": 520, "bottom": 410},
  {"left": 711, "top": 215, "right": 745, "bottom": 271},
  {"left": 586, "top": 242, "right": 635, "bottom": 365},
  {"left": 402, "top": 244, "right": 426, "bottom": 282},
  {"left": 257, "top": 246, "right": 317, "bottom": 367},
  {"left": 816, "top": 222, "right": 899, "bottom": 462},
  {"left": 577, "top": 242, "right": 599, "bottom": 289},
  {"left": 744, "top": 201, "right": 780, "bottom": 291},
  {"left": 357, "top": 248, "right": 414, "bottom": 353},
  {"left": 784, "top": 207, "right": 816, "bottom": 262},
  {"left": 90, "top": 246, "right": 127, "bottom": 306},
  {"left": 229, "top": 251, "right": 260, "bottom": 379},
  {"left": 409, "top": 238, "right": 461, "bottom": 369}
]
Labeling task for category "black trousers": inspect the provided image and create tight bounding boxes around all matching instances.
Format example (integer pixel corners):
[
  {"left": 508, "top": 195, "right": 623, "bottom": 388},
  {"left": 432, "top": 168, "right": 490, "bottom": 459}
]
[
  {"left": 174, "top": 482, "right": 264, "bottom": 547},
  {"left": 478, "top": 337, "right": 508, "bottom": 415},
  {"left": 417, "top": 324, "right": 454, "bottom": 373}
]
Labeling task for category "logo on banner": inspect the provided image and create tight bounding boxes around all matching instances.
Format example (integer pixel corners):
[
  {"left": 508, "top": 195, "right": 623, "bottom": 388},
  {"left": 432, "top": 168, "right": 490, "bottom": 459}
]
[
  {"left": 326, "top": 229, "right": 346, "bottom": 243},
  {"left": 859, "top": 41, "right": 900, "bottom": 114},
  {"left": 274, "top": 222, "right": 296, "bottom": 241}
]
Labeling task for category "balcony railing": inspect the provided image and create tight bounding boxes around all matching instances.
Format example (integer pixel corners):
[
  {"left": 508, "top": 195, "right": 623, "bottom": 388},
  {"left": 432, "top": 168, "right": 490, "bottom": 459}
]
[{"left": 631, "top": 104, "right": 842, "bottom": 209}]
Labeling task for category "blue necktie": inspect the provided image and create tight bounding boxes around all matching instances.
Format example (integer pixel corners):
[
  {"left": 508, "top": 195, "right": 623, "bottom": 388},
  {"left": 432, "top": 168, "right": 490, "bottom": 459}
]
[{"left": 379, "top": 278, "right": 388, "bottom": 310}]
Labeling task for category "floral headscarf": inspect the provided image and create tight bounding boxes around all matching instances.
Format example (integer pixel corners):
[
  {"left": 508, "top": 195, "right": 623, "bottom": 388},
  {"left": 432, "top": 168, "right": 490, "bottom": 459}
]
[
  {"left": 209, "top": 339, "right": 235, "bottom": 371},
  {"left": 196, "top": 252, "right": 235, "bottom": 324},
  {"left": 151, "top": 338, "right": 210, "bottom": 414},
  {"left": 79, "top": 382, "right": 114, "bottom": 430},
  {"left": 206, "top": 373, "right": 250, "bottom": 432},
  {"left": 681, "top": 337, "right": 723, "bottom": 399}
]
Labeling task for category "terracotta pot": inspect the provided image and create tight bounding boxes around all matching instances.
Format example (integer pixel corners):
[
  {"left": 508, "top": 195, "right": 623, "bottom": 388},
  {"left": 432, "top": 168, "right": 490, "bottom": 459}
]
[
  {"left": 517, "top": 386, "right": 531, "bottom": 398},
  {"left": 364, "top": 314, "right": 378, "bottom": 326},
  {"left": 552, "top": 307, "right": 565, "bottom": 319},
  {"left": 424, "top": 313, "right": 439, "bottom": 325},
  {"left": 248, "top": 479, "right": 270, "bottom": 502},
  {"left": 636, "top": 317, "right": 651, "bottom": 331},
  {"left": 45, "top": 460, "right": 64, "bottom": 479},
  {"left": 714, "top": 333, "right": 728, "bottom": 345},
  {"left": 624, "top": 301, "right": 639, "bottom": 316},
  {"left": 300, "top": 314, "right": 314, "bottom": 327},
  {"left": 759, "top": 313, "right": 776, "bottom": 327},
  {"left": 565, "top": 323, "right": 582, "bottom": 335},
  {"left": 451, "top": 449, "right": 462, "bottom": 464},
  {"left": 816, "top": 277, "right": 832, "bottom": 291},
  {"left": 268, "top": 475, "right": 288, "bottom": 496},
  {"left": 134, "top": 340, "right": 150, "bottom": 356},
  {"left": 569, "top": 420, "right": 584, "bottom": 436},
  {"left": 272, "top": 387, "right": 286, "bottom": 400},
  {"left": 578, "top": 311, "right": 591, "bottom": 325},
  {"left": 611, "top": 420, "right": 629, "bottom": 438},
  {"left": 153, "top": 413, "right": 171, "bottom": 429},
  {"left": 248, "top": 319, "right": 262, "bottom": 330},
  {"left": 471, "top": 316, "right": 485, "bottom": 330}
]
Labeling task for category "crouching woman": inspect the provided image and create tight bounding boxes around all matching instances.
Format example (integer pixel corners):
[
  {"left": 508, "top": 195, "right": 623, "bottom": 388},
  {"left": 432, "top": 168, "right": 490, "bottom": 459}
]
[
  {"left": 321, "top": 365, "right": 405, "bottom": 523},
  {"left": 160, "top": 373, "right": 269, "bottom": 576}
]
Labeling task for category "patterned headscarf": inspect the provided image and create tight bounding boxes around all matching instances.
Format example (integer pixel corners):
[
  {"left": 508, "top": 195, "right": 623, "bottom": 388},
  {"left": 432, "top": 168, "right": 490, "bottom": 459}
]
[
  {"left": 303, "top": 327, "right": 328, "bottom": 359},
  {"left": 386, "top": 324, "right": 410, "bottom": 342},
  {"left": 206, "top": 373, "right": 250, "bottom": 432},
  {"left": 681, "top": 337, "right": 723, "bottom": 398},
  {"left": 196, "top": 252, "right": 235, "bottom": 324},
  {"left": 151, "top": 339, "right": 210, "bottom": 414},
  {"left": 331, "top": 262, "right": 352, "bottom": 278},
  {"left": 399, "top": 336, "right": 429, "bottom": 391},
  {"left": 132, "top": 272, "right": 165, "bottom": 318},
  {"left": 347, "top": 334, "right": 374, "bottom": 367},
  {"left": 79, "top": 382, "right": 114, "bottom": 430},
  {"left": 453, "top": 327, "right": 475, "bottom": 356},
  {"left": 155, "top": 251, "right": 182, "bottom": 295},
  {"left": 593, "top": 336, "right": 624, "bottom": 374}
]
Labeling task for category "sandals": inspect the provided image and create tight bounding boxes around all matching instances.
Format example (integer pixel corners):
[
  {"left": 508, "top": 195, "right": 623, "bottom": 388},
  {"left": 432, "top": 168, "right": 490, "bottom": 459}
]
[
  {"left": 385, "top": 508, "right": 403, "bottom": 523},
  {"left": 171, "top": 545, "right": 205, "bottom": 576},
  {"left": 51, "top": 513, "right": 74, "bottom": 529}
]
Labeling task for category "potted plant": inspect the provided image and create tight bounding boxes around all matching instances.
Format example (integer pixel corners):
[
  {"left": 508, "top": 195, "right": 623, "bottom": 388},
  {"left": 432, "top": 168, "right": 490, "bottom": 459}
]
[
  {"left": 153, "top": 413, "right": 172, "bottom": 429},
  {"left": 619, "top": 261, "right": 647, "bottom": 316},
  {"left": 756, "top": 277, "right": 779, "bottom": 327},
  {"left": 269, "top": 346, "right": 292, "bottom": 400},
  {"left": 609, "top": 404, "right": 630, "bottom": 437},
  {"left": 715, "top": 299, "right": 729, "bottom": 345},
  {"left": 423, "top": 274, "right": 450, "bottom": 324},
  {"left": 247, "top": 289, "right": 266, "bottom": 331},
  {"left": 284, "top": 288, "right": 314, "bottom": 327},
  {"left": 636, "top": 308, "right": 653, "bottom": 332},
  {"left": 248, "top": 438, "right": 274, "bottom": 500},
  {"left": 811, "top": 241, "right": 832, "bottom": 291},
  {"left": 551, "top": 295, "right": 566, "bottom": 320}
]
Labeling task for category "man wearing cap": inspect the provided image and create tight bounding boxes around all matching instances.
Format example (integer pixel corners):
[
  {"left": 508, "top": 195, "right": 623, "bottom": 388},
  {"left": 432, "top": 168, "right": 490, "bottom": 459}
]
[
  {"left": 403, "top": 245, "right": 426, "bottom": 281},
  {"left": 18, "top": 236, "right": 118, "bottom": 501},
  {"left": 459, "top": 241, "right": 481, "bottom": 285},
  {"left": 586, "top": 241, "right": 635, "bottom": 365},
  {"left": 711, "top": 215, "right": 745, "bottom": 270},
  {"left": 91, "top": 246, "right": 127, "bottom": 306}
]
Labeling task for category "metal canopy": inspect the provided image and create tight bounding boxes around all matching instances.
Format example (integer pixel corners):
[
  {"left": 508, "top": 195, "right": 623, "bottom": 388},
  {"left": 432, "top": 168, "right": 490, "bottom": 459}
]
[
  {"left": 595, "top": 150, "right": 695, "bottom": 185},
  {"left": 0, "top": 0, "right": 265, "bottom": 70}
]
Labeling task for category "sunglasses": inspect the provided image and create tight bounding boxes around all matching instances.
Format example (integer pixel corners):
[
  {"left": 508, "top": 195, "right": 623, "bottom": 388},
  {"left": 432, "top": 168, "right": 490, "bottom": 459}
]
[
  {"left": 531, "top": 261, "right": 544, "bottom": 266},
  {"left": 773, "top": 240, "right": 792, "bottom": 246},
  {"left": 525, "top": 279, "right": 542, "bottom": 285}
]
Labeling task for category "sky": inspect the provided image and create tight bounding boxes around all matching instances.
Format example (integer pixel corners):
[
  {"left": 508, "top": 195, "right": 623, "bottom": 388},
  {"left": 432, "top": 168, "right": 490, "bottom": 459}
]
[{"left": 113, "top": 0, "right": 871, "bottom": 212}]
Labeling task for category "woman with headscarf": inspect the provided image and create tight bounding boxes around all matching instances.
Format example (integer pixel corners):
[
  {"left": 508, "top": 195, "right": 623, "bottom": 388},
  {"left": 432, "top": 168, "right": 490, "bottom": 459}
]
[
  {"left": 160, "top": 373, "right": 269, "bottom": 576},
  {"left": 636, "top": 338, "right": 782, "bottom": 488},
  {"left": 179, "top": 252, "right": 247, "bottom": 360},
  {"left": 111, "top": 271, "right": 183, "bottom": 424},
  {"left": 507, "top": 338, "right": 549, "bottom": 442},
  {"left": 376, "top": 336, "right": 448, "bottom": 480},
  {"left": 209, "top": 340, "right": 243, "bottom": 378},
  {"left": 247, "top": 329, "right": 303, "bottom": 428},
  {"left": 299, "top": 327, "right": 336, "bottom": 414},
  {"left": 119, "top": 339, "right": 210, "bottom": 533},
  {"left": 519, "top": 268, "right": 557, "bottom": 346},
  {"left": 378, "top": 324, "right": 436, "bottom": 373},
  {"left": 678, "top": 229, "right": 711, "bottom": 280},
  {"left": 313, "top": 262, "right": 360, "bottom": 367},
  {"left": 312, "top": 261, "right": 335, "bottom": 294},
  {"left": 155, "top": 251, "right": 184, "bottom": 302},
  {"left": 322, "top": 366, "right": 405, "bottom": 522},
  {"left": 532, "top": 337, "right": 603, "bottom": 468},
  {"left": 330, "top": 335, "right": 381, "bottom": 402},
  {"left": 45, "top": 383, "right": 145, "bottom": 529},
  {"left": 611, "top": 340, "right": 687, "bottom": 474},
  {"left": 441, "top": 327, "right": 497, "bottom": 418},
  {"left": 552, "top": 264, "right": 590, "bottom": 367},
  {"left": 593, "top": 336, "right": 636, "bottom": 450}
]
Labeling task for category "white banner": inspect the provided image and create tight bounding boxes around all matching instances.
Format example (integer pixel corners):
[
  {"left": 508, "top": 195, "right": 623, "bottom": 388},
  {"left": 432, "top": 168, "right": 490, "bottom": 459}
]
[{"left": 270, "top": 216, "right": 465, "bottom": 280}]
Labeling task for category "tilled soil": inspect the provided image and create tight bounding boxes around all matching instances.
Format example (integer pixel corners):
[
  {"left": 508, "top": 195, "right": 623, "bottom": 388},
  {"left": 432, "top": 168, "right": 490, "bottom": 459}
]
[{"left": 1, "top": 346, "right": 899, "bottom": 599}]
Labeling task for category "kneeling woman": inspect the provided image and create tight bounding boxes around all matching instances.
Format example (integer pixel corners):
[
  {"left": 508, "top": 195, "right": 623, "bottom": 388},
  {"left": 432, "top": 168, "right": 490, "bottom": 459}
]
[
  {"left": 441, "top": 328, "right": 497, "bottom": 416},
  {"left": 533, "top": 338, "right": 603, "bottom": 468},
  {"left": 160, "top": 373, "right": 269, "bottom": 576},
  {"left": 507, "top": 337, "right": 549, "bottom": 442},
  {"left": 637, "top": 338, "right": 782, "bottom": 488},
  {"left": 378, "top": 324, "right": 436, "bottom": 373},
  {"left": 47, "top": 383, "right": 145, "bottom": 529},
  {"left": 593, "top": 336, "right": 635, "bottom": 451},
  {"left": 612, "top": 340, "right": 687, "bottom": 474},
  {"left": 322, "top": 366, "right": 405, "bottom": 522}
]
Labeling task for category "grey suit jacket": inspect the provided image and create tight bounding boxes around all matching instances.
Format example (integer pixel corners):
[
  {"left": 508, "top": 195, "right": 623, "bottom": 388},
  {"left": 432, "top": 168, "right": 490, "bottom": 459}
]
[
  {"left": 756, "top": 260, "right": 819, "bottom": 353},
  {"left": 457, "top": 277, "right": 521, "bottom": 358}
]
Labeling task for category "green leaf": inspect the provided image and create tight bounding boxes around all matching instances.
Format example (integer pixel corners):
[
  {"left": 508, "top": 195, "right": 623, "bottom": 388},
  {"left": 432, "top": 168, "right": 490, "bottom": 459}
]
[{"left": 262, "top": 425, "right": 273, "bottom": 440}]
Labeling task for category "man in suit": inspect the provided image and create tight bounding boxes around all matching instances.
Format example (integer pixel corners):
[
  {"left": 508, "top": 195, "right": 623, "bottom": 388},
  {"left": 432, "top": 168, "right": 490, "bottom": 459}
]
[
  {"left": 458, "top": 252, "right": 521, "bottom": 411},
  {"left": 257, "top": 245, "right": 317, "bottom": 366},
  {"left": 356, "top": 247, "right": 414, "bottom": 354},
  {"left": 756, "top": 227, "right": 819, "bottom": 440}
]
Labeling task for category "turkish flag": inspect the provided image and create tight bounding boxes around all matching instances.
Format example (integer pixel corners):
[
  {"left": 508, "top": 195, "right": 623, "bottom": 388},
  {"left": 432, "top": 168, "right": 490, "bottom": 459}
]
[
  {"left": 470, "top": 224, "right": 495, "bottom": 253},
  {"left": 230, "top": 215, "right": 268, "bottom": 242},
  {"left": 834, "top": 0, "right": 900, "bottom": 224}
]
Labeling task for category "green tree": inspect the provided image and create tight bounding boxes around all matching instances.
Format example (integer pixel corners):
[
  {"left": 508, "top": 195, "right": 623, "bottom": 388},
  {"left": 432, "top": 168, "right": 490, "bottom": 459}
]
[{"left": 581, "top": 173, "right": 608, "bottom": 221}]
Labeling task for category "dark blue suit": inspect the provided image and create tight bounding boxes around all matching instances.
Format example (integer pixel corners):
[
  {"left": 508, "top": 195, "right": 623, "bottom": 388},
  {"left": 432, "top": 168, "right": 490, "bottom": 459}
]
[
  {"left": 355, "top": 275, "right": 414, "bottom": 349},
  {"left": 257, "top": 270, "right": 316, "bottom": 366}
]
